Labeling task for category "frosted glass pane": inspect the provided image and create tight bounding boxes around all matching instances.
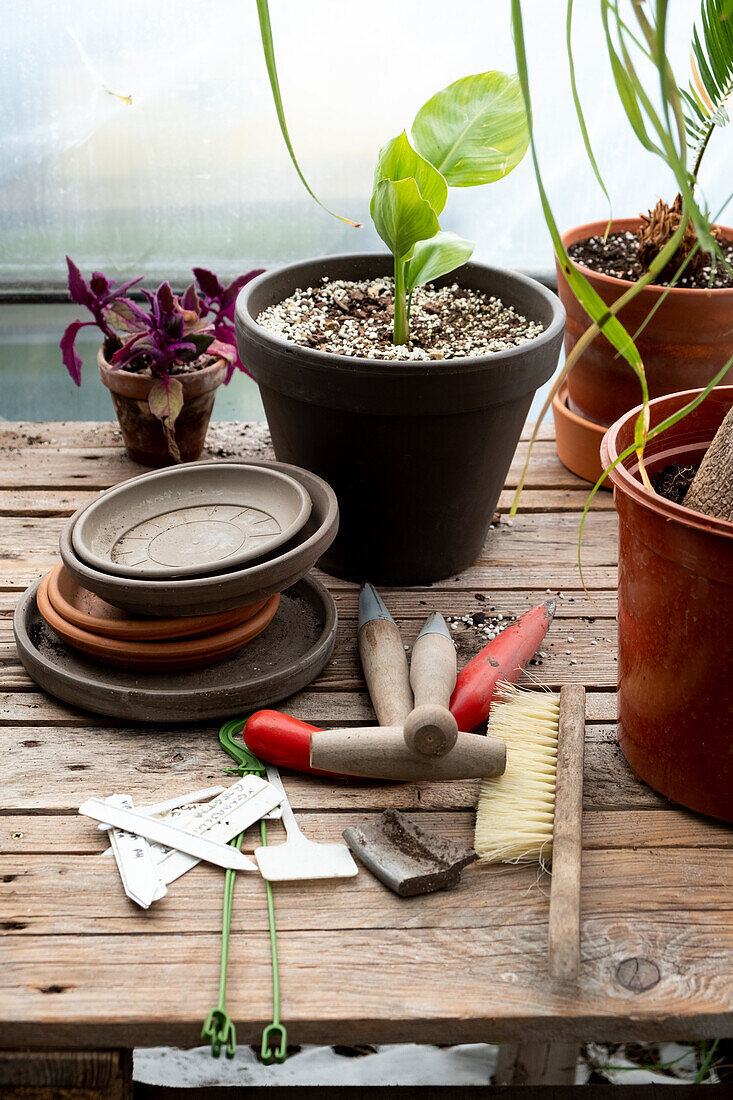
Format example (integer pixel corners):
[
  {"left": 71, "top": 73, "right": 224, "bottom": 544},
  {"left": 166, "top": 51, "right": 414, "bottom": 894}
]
[{"left": 1, "top": 1, "right": 728, "bottom": 285}]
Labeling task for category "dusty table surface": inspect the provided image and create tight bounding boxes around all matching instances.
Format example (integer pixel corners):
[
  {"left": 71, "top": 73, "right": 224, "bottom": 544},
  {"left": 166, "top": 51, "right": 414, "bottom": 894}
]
[{"left": 1, "top": 419, "right": 731, "bottom": 1052}]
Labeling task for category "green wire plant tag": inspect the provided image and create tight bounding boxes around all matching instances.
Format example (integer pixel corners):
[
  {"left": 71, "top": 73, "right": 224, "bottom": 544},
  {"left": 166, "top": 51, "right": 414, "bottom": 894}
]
[{"left": 202, "top": 718, "right": 289, "bottom": 1064}]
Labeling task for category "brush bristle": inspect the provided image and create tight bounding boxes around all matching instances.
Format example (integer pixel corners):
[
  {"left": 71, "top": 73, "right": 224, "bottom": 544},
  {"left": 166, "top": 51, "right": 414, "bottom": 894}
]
[{"left": 474, "top": 683, "right": 560, "bottom": 864}]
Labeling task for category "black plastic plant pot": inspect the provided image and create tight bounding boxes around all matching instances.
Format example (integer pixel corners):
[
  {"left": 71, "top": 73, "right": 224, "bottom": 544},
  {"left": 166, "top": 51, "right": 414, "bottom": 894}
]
[{"left": 236, "top": 254, "right": 565, "bottom": 585}]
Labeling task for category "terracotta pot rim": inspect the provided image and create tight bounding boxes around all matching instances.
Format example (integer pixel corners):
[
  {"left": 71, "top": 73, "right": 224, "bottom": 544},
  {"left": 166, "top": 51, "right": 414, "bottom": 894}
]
[
  {"left": 97, "top": 348, "right": 227, "bottom": 387},
  {"left": 561, "top": 218, "right": 733, "bottom": 298},
  {"left": 601, "top": 385, "right": 733, "bottom": 538},
  {"left": 552, "top": 381, "right": 607, "bottom": 433}
]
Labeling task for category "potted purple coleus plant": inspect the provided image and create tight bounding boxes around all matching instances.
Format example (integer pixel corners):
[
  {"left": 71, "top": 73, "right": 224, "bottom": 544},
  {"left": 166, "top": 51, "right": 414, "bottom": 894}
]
[{"left": 61, "top": 258, "right": 263, "bottom": 466}]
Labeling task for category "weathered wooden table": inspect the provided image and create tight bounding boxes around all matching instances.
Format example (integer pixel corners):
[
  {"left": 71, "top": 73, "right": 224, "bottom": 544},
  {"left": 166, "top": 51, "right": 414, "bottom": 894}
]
[{"left": 1, "top": 420, "right": 731, "bottom": 1097}]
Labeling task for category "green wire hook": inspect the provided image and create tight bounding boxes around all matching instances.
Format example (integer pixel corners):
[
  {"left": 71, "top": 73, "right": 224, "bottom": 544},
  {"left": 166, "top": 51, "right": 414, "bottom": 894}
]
[
  {"left": 201, "top": 830, "right": 245, "bottom": 1059},
  {"left": 201, "top": 718, "right": 288, "bottom": 1063}
]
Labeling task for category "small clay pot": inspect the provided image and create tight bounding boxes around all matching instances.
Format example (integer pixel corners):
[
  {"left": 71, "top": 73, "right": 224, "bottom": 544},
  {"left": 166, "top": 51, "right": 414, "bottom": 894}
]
[
  {"left": 557, "top": 218, "right": 733, "bottom": 428},
  {"left": 98, "top": 349, "right": 227, "bottom": 466},
  {"left": 602, "top": 386, "right": 733, "bottom": 821},
  {"left": 552, "top": 381, "right": 610, "bottom": 487}
]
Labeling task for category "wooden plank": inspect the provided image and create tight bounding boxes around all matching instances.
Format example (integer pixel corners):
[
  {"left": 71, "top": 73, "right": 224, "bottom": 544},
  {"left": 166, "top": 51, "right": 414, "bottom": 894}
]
[
  {"left": 0, "top": 510, "right": 618, "bottom": 564},
  {"left": 0, "top": 418, "right": 557, "bottom": 450},
  {"left": 0, "top": 723, "right": 663, "bottom": 813},
  {"left": 0, "top": 441, "right": 591, "bottom": 492},
  {"left": 3, "top": 848, "right": 733, "bottom": 937},
  {"left": 0, "top": 689, "right": 619, "bottom": 726},
  {"left": 0, "top": 486, "right": 615, "bottom": 517},
  {"left": 0, "top": 1049, "right": 132, "bottom": 1098},
  {"left": 4, "top": 806, "right": 731, "bottom": 857},
  {"left": 1, "top": 915, "right": 732, "bottom": 1047},
  {"left": 0, "top": 588, "right": 620, "bottom": 621},
  {"left": 494, "top": 1042, "right": 578, "bottom": 1086},
  {"left": 0, "top": 612, "right": 619, "bottom": 693}
]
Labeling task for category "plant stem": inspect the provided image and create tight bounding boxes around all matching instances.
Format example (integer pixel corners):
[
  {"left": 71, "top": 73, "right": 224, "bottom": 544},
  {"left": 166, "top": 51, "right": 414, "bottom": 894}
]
[{"left": 393, "top": 256, "right": 409, "bottom": 345}]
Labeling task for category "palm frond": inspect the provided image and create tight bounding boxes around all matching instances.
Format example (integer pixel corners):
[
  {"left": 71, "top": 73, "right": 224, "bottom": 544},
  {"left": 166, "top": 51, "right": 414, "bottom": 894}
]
[{"left": 684, "top": 0, "right": 733, "bottom": 176}]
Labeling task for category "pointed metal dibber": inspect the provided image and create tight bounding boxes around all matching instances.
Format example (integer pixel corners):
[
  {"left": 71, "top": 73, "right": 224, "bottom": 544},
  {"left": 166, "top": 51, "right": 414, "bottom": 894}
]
[
  {"left": 358, "top": 582, "right": 395, "bottom": 628},
  {"left": 415, "top": 611, "right": 451, "bottom": 641}
]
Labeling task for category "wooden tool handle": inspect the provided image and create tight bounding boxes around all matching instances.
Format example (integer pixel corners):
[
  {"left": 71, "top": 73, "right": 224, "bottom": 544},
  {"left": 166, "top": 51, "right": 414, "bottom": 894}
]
[
  {"left": 359, "top": 619, "right": 413, "bottom": 728},
  {"left": 404, "top": 618, "right": 459, "bottom": 758},
  {"left": 410, "top": 630, "right": 457, "bottom": 709},
  {"left": 548, "top": 684, "right": 585, "bottom": 981},
  {"left": 310, "top": 727, "right": 506, "bottom": 781},
  {"left": 403, "top": 704, "right": 458, "bottom": 758}
]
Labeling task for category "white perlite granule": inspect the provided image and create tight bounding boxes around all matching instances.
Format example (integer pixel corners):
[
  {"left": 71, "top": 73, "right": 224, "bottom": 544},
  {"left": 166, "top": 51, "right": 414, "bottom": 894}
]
[{"left": 257, "top": 277, "right": 544, "bottom": 361}]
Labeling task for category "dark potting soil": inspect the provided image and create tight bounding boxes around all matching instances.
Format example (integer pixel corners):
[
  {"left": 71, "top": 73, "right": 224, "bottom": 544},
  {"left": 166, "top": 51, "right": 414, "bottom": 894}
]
[
  {"left": 257, "top": 278, "right": 544, "bottom": 361},
  {"left": 568, "top": 231, "right": 733, "bottom": 289},
  {"left": 652, "top": 462, "right": 699, "bottom": 505}
]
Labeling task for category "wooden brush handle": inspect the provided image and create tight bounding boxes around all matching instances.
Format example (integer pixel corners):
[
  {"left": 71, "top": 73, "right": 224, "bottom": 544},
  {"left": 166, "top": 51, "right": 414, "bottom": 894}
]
[
  {"left": 310, "top": 727, "right": 506, "bottom": 781},
  {"left": 359, "top": 619, "right": 413, "bottom": 728},
  {"left": 548, "top": 684, "right": 585, "bottom": 981}
]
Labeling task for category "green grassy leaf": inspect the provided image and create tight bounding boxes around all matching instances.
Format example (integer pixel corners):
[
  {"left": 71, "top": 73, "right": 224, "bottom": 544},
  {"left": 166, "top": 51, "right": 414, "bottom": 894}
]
[
  {"left": 566, "top": 0, "right": 612, "bottom": 221},
  {"left": 406, "top": 231, "right": 475, "bottom": 292},
  {"left": 411, "top": 71, "right": 529, "bottom": 187},
  {"left": 255, "top": 0, "right": 359, "bottom": 226}
]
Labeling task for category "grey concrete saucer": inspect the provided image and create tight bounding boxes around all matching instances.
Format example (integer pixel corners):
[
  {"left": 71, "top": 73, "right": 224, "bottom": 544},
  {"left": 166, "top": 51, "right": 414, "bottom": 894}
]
[
  {"left": 59, "top": 460, "right": 338, "bottom": 618},
  {"left": 72, "top": 463, "right": 311, "bottom": 579},
  {"left": 14, "top": 574, "right": 337, "bottom": 722}
]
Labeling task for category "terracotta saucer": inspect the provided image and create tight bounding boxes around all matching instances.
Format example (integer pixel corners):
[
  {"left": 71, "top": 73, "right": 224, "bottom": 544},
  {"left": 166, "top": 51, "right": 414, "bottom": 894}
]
[
  {"left": 552, "top": 381, "right": 610, "bottom": 487},
  {"left": 46, "top": 563, "right": 266, "bottom": 641},
  {"left": 15, "top": 574, "right": 336, "bottom": 722},
  {"left": 36, "top": 572, "right": 280, "bottom": 672}
]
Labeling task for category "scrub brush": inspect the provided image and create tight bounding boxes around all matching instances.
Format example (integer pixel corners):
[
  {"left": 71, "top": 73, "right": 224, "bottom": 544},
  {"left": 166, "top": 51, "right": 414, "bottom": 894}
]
[{"left": 474, "top": 682, "right": 585, "bottom": 980}]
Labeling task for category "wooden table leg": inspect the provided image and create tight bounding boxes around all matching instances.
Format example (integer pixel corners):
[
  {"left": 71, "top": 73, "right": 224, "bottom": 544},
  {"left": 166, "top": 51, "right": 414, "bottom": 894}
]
[
  {"left": 0, "top": 1049, "right": 133, "bottom": 1099},
  {"left": 494, "top": 1041, "right": 579, "bottom": 1086}
]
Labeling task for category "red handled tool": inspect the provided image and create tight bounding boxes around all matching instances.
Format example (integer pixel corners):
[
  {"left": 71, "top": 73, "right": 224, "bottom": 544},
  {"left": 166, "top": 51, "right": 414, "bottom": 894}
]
[
  {"left": 242, "top": 710, "right": 348, "bottom": 779},
  {"left": 449, "top": 599, "right": 556, "bottom": 731}
]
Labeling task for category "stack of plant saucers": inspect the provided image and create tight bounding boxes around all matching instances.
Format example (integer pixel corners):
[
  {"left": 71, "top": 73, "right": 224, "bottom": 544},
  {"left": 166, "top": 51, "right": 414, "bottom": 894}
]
[{"left": 14, "top": 461, "right": 339, "bottom": 722}]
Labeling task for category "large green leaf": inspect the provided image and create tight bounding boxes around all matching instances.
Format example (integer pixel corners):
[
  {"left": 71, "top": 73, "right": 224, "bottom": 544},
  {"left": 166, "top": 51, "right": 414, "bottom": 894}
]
[
  {"left": 373, "top": 131, "right": 447, "bottom": 216},
  {"left": 406, "top": 231, "right": 475, "bottom": 291},
  {"left": 411, "top": 71, "right": 529, "bottom": 187},
  {"left": 370, "top": 177, "right": 440, "bottom": 262}
]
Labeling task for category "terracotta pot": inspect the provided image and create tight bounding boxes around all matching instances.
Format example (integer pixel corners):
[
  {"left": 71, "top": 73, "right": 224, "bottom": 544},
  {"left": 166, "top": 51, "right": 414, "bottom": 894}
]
[
  {"left": 601, "top": 386, "right": 733, "bottom": 821},
  {"left": 552, "top": 381, "right": 609, "bottom": 487},
  {"left": 98, "top": 350, "right": 227, "bottom": 466},
  {"left": 236, "top": 254, "right": 565, "bottom": 585},
  {"left": 557, "top": 218, "right": 733, "bottom": 427}
]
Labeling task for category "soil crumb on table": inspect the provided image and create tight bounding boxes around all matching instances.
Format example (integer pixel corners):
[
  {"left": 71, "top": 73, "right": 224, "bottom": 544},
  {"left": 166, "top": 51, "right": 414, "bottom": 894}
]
[
  {"left": 256, "top": 278, "right": 544, "bottom": 361},
  {"left": 568, "top": 231, "right": 733, "bottom": 289}
]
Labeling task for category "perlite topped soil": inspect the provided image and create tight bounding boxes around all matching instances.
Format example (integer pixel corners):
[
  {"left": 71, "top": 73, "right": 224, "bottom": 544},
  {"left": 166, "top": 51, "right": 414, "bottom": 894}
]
[
  {"left": 256, "top": 277, "right": 544, "bottom": 361},
  {"left": 568, "top": 231, "right": 733, "bottom": 289}
]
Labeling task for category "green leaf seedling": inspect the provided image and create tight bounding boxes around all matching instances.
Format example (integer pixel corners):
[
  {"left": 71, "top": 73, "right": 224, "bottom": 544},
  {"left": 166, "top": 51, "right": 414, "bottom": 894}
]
[{"left": 370, "top": 75, "right": 529, "bottom": 344}]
